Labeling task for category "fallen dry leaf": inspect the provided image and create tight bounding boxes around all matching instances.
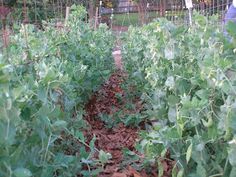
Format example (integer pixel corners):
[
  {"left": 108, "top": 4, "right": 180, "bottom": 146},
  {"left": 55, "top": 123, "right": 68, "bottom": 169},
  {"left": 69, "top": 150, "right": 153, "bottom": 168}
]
[
  {"left": 128, "top": 166, "right": 142, "bottom": 177},
  {"left": 111, "top": 172, "right": 127, "bottom": 177}
]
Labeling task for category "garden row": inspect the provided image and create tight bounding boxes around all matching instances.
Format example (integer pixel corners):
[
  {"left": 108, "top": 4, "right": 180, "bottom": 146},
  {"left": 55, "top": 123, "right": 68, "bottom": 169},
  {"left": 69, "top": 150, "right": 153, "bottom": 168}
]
[
  {"left": 121, "top": 14, "right": 236, "bottom": 176},
  {"left": 0, "top": 6, "right": 114, "bottom": 177}
]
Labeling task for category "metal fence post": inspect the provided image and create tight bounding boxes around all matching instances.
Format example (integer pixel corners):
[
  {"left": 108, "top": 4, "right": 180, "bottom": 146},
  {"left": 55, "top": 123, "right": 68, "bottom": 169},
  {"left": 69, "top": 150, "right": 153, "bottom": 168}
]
[
  {"left": 188, "top": 7, "right": 192, "bottom": 26},
  {"left": 185, "top": 0, "right": 193, "bottom": 26},
  {"left": 99, "top": 1, "right": 102, "bottom": 24}
]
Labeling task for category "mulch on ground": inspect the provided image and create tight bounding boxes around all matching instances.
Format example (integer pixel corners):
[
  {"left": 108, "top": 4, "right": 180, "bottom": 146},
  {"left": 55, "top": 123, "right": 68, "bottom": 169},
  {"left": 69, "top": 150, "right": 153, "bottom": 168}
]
[
  {"left": 82, "top": 48, "right": 174, "bottom": 176},
  {"left": 83, "top": 71, "right": 139, "bottom": 176}
]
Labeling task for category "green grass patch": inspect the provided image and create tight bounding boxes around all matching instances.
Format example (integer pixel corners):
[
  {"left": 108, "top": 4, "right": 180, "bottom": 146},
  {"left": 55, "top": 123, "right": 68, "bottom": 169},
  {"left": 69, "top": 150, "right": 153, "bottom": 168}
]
[{"left": 104, "top": 11, "right": 186, "bottom": 26}]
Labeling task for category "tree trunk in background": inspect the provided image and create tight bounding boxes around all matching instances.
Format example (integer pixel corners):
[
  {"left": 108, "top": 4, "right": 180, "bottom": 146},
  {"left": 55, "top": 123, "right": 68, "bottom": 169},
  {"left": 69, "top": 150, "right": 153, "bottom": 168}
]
[
  {"left": 88, "top": 0, "right": 95, "bottom": 26},
  {"left": 137, "top": 0, "right": 147, "bottom": 25}
]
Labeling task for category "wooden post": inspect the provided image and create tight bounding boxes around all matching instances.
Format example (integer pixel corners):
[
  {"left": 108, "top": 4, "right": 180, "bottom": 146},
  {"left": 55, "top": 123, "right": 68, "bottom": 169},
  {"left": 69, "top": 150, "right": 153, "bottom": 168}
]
[
  {"left": 89, "top": 0, "right": 95, "bottom": 27},
  {"left": 185, "top": 0, "right": 193, "bottom": 26},
  {"left": 65, "top": 6, "right": 70, "bottom": 24},
  {"left": 94, "top": 7, "right": 99, "bottom": 29},
  {"left": 2, "top": 25, "right": 10, "bottom": 48},
  {"left": 0, "top": 5, "right": 11, "bottom": 48},
  {"left": 137, "top": 0, "right": 147, "bottom": 25},
  {"left": 23, "top": 0, "right": 28, "bottom": 24}
]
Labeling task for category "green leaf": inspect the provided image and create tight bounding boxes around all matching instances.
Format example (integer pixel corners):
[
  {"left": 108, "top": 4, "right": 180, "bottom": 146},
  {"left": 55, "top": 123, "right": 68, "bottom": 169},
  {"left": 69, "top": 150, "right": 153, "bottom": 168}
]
[
  {"left": 164, "top": 127, "right": 180, "bottom": 139},
  {"left": 158, "top": 160, "right": 164, "bottom": 177},
  {"left": 228, "top": 145, "right": 236, "bottom": 166},
  {"left": 6, "top": 98, "right": 12, "bottom": 110},
  {"left": 20, "top": 107, "right": 31, "bottom": 121},
  {"left": 226, "top": 21, "right": 236, "bottom": 38},
  {"left": 98, "top": 150, "right": 112, "bottom": 164},
  {"left": 38, "top": 106, "right": 50, "bottom": 118},
  {"left": 52, "top": 120, "right": 67, "bottom": 131},
  {"left": 13, "top": 86, "right": 24, "bottom": 100},
  {"left": 40, "top": 166, "right": 54, "bottom": 177},
  {"left": 186, "top": 142, "right": 193, "bottom": 164},
  {"left": 196, "top": 89, "right": 210, "bottom": 100},
  {"left": 168, "top": 107, "right": 176, "bottom": 123},
  {"left": 165, "top": 76, "right": 175, "bottom": 88},
  {"left": 167, "top": 95, "right": 180, "bottom": 106},
  {"left": 43, "top": 69, "right": 57, "bottom": 83},
  {"left": 89, "top": 135, "right": 96, "bottom": 151},
  {"left": 52, "top": 120, "right": 67, "bottom": 127},
  {"left": 229, "top": 112, "right": 236, "bottom": 131},
  {"left": 172, "top": 164, "right": 178, "bottom": 177},
  {"left": 230, "top": 167, "right": 236, "bottom": 177},
  {"left": 177, "top": 169, "right": 184, "bottom": 177},
  {"left": 0, "top": 122, "right": 16, "bottom": 146},
  {"left": 37, "top": 87, "right": 48, "bottom": 105},
  {"left": 75, "top": 131, "right": 85, "bottom": 143},
  {"left": 0, "top": 74, "right": 9, "bottom": 84},
  {"left": 54, "top": 153, "right": 75, "bottom": 167},
  {"left": 13, "top": 168, "right": 32, "bottom": 177},
  {"left": 164, "top": 42, "right": 175, "bottom": 60},
  {"left": 196, "top": 164, "right": 206, "bottom": 177},
  {"left": 80, "top": 169, "right": 101, "bottom": 177},
  {"left": 79, "top": 146, "right": 89, "bottom": 159}
]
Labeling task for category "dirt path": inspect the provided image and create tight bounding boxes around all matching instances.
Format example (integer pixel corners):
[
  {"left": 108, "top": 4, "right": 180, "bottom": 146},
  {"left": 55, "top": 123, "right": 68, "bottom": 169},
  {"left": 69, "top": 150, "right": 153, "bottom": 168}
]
[
  {"left": 82, "top": 46, "right": 169, "bottom": 177},
  {"left": 112, "top": 49, "right": 123, "bottom": 70},
  {"left": 83, "top": 48, "right": 142, "bottom": 176},
  {"left": 84, "top": 72, "right": 139, "bottom": 176}
]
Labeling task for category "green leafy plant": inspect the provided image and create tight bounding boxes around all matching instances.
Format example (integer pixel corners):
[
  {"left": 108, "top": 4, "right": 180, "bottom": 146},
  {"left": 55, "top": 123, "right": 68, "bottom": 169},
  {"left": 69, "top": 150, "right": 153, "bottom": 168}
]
[
  {"left": 0, "top": 5, "right": 114, "bottom": 177},
  {"left": 122, "top": 13, "right": 236, "bottom": 176}
]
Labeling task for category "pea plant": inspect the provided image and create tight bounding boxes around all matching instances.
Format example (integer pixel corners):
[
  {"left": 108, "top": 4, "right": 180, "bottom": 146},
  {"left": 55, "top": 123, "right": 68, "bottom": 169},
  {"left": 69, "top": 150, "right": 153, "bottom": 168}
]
[
  {"left": 0, "top": 5, "right": 114, "bottom": 177},
  {"left": 122, "top": 14, "right": 236, "bottom": 176}
]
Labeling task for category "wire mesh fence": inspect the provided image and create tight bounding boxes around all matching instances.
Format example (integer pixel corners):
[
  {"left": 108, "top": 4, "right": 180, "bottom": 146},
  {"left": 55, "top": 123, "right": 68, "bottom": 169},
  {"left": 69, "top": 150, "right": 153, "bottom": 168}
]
[
  {"left": 102, "top": 0, "right": 232, "bottom": 28},
  {"left": 0, "top": 0, "right": 234, "bottom": 49},
  {"left": 0, "top": 0, "right": 88, "bottom": 49},
  {"left": 0, "top": 0, "right": 88, "bottom": 27}
]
